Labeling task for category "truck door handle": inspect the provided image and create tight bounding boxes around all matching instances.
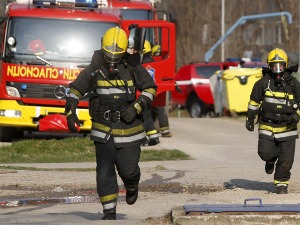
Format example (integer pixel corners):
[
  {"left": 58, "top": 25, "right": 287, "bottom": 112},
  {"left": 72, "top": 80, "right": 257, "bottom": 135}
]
[{"left": 161, "top": 77, "right": 174, "bottom": 81}]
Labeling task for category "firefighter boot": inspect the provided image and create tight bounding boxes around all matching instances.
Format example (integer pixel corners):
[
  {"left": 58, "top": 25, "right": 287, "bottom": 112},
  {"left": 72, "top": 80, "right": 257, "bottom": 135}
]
[
  {"left": 161, "top": 131, "right": 172, "bottom": 137},
  {"left": 148, "top": 136, "right": 160, "bottom": 146},
  {"left": 276, "top": 184, "right": 288, "bottom": 194},
  {"left": 160, "top": 127, "right": 172, "bottom": 137},
  {"left": 126, "top": 187, "right": 138, "bottom": 205},
  {"left": 265, "top": 162, "right": 275, "bottom": 174},
  {"left": 101, "top": 208, "right": 116, "bottom": 220}
]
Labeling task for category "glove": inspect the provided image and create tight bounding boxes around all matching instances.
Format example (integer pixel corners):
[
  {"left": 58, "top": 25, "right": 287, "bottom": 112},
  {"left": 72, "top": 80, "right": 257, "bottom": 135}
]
[
  {"left": 245, "top": 117, "right": 254, "bottom": 132},
  {"left": 65, "top": 96, "right": 79, "bottom": 115},
  {"left": 65, "top": 96, "right": 80, "bottom": 132},
  {"left": 67, "top": 114, "right": 80, "bottom": 132},
  {"left": 288, "top": 112, "right": 300, "bottom": 125},
  {"left": 121, "top": 104, "right": 137, "bottom": 123}
]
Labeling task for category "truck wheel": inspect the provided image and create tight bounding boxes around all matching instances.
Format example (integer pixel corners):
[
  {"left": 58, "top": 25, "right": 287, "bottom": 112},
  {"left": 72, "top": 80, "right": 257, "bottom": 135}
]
[
  {"left": 14, "top": 128, "right": 24, "bottom": 140},
  {"left": 187, "top": 97, "right": 206, "bottom": 118},
  {"left": 0, "top": 127, "right": 15, "bottom": 142}
]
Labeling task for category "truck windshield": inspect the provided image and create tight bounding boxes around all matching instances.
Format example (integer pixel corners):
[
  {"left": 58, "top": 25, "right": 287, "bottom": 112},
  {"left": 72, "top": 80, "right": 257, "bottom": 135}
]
[{"left": 6, "top": 17, "right": 118, "bottom": 62}]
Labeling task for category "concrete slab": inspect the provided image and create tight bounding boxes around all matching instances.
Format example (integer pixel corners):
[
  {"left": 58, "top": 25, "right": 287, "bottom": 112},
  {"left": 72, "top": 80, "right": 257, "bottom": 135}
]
[{"left": 1, "top": 117, "right": 300, "bottom": 224}]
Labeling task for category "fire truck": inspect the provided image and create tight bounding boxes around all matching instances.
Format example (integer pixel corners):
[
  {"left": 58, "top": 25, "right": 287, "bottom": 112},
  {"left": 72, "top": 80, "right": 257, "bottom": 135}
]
[{"left": 0, "top": 0, "right": 175, "bottom": 141}]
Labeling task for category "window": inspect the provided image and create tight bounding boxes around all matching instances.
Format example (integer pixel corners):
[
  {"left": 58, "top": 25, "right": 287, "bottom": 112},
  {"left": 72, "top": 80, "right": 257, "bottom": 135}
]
[
  {"left": 195, "top": 65, "right": 221, "bottom": 78},
  {"left": 6, "top": 17, "right": 118, "bottom": 61}
]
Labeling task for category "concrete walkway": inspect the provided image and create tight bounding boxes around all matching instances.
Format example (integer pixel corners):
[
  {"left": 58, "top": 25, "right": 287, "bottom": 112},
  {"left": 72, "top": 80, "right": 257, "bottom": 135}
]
[{"left": 1, "top": 117, "right": 300, "bottom": 224}]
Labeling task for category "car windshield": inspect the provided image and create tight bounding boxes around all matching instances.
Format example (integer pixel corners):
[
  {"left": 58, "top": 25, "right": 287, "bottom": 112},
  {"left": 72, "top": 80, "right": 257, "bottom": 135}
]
[
  {"left": 6, "top": 17, "right": 118, "bottom": 62},
  {"left": 195, "top": 65, "right": 221, "bottom": 79}
]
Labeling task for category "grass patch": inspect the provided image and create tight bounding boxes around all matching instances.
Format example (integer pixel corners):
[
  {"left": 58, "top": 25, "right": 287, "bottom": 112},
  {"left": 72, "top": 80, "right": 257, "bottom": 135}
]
[
  {"left": 0, "top": 165, "right": 95, "bottom": 172},
  {"left": 0, "top": 137, "right": 190, "bottom": 164},
  {"left": 0, "top": 137, "right": 95, "bottom": 163},
  {"left": 140, "top": 149, "right": 190, "bottom": 162}
]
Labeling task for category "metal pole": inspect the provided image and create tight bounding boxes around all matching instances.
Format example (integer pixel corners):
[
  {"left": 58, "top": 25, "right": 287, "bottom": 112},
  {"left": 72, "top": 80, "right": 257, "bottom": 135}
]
[{"left": 221, "top": 0, "right": 225, "bottom": 61}]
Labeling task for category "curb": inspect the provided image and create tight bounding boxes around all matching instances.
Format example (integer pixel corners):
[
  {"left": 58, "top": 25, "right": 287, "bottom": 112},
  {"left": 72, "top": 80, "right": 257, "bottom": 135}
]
[{"left": 170, "top": 206, "right": 300, "bottom": 225}]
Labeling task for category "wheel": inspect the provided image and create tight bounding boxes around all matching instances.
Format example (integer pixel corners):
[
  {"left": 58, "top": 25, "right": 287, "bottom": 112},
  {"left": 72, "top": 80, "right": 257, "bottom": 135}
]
[
  {"left": 0, "top": 127, "right": 24, "bottom": 142},
  {"left": 187, "top": 96, "right": 206, "bottom": 118},
  {"left": 14, "top": 128, "right": 24, "bottom": 140},
  {"left": 0, "top": 127, "right": 15, "bottom": 142}
]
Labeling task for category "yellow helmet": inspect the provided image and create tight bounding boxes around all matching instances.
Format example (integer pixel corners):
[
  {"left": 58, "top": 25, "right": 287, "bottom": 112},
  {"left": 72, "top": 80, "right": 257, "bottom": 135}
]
[
  {"left": 152, "top": 44, "right": 161, "bottom": 56},
  {"left": 143, "top": 40, "right": 151, "bottom": 54},
  {"left": 267, "top": 48, "right": 288, "bottom": 74},
  {"left": 101, "top": 26, "right": 128, "bottom": 64}
]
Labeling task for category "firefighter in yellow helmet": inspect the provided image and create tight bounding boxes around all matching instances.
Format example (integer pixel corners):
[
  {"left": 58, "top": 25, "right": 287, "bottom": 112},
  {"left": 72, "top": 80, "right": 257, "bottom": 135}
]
[
  {"left": 152, "top": 44, "right": 161, "bottom": 56},
  {"left": 65, "top": 27, "right": 157, "bottom": 220},
  {"left": 141, "top": 40, "right": 160, "bottom": 145},
  {"left": 142, "top": 40, "right": 154, "bottom": 64},
  {"left": 150, "top": 43, "right": 172, "bottom": 138},
  {"left": 142, "top": 41, "right": 172, "bottom": 146},
  {"left": 246, "top": 48, "right": 300, "bottom": 194}
]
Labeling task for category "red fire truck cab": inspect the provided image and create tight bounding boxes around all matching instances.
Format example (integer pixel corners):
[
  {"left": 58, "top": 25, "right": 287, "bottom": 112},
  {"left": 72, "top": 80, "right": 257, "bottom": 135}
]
[{"left": 0, "top": 0, "right": 175, "bottom": 141}]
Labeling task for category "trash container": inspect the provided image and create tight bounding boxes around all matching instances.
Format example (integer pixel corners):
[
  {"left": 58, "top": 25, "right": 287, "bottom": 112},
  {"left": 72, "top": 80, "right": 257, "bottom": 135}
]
[
  {"left": 210, "top": 70, "right": 226, "bottom": 115},
  {"left": 221, "top": 68, "right": 262, "bottom": 114}
]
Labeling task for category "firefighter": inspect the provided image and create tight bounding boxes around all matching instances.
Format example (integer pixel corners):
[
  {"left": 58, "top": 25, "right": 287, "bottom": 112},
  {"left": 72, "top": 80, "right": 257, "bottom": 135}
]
[
  {"left": 64, "top": 27, "right": 157, "bottom": 220},
  {"left": 150, "top": 44, "right": 172, "bottom": 137},
  {"left": 142, "top": 42, "right": 172, "bottom": 141},
  {"left": 142, "top": 40, "right": 154, "bottom": 64},
  {"left": 153, "top": 106, "right": 172, "bottom": 137},
  {"left": 142, "top": 40, "right": 160, "bottom": 145},
  {"left": 151, "top": 44, "right": 161, "bottom": 56},
  {"left": 246, "top": 48, "right": 300, "bottom": 194}
]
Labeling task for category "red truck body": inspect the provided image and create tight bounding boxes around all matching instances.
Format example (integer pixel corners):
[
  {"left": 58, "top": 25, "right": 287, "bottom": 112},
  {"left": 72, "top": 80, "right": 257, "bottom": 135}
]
[{"left": 0, "top": 0, "right": 175, "bottom": 141}]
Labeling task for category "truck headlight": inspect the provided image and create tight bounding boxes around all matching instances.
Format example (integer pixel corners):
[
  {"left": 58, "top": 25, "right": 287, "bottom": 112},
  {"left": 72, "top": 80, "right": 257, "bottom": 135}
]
[
  {"left": 6, "top": 86, "right": 21, "bottom": 97},
  {"left": 0, "top": 110, "right": 22, "bottom": 118}
]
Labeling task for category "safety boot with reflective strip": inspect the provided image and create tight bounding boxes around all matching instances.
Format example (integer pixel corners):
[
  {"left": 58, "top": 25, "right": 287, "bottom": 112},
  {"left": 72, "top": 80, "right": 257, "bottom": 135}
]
[{"left": 274, "top": 180, "right": 289, "bottom": 194}]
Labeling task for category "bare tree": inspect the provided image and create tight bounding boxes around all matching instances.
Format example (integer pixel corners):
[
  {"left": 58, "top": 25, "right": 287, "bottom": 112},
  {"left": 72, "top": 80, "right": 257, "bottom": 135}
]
[{"left": 158, "top": 0, "right": 299, "bottom": 69}]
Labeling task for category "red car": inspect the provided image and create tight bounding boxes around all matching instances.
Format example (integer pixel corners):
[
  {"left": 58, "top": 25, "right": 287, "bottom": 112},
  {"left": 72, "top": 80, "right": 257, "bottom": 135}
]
[{"left": 172, "top": 61, "right": 238, "bottom": 117}]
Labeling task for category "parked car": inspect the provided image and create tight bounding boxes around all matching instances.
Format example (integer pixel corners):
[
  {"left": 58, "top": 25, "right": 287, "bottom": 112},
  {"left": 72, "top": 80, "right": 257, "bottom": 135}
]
[{"left": 172, "top": 61, "right": 238, "bottom": 118}]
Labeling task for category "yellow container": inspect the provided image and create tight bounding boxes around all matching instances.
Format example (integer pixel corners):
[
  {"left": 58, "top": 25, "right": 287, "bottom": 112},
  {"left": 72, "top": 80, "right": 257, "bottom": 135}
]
[{"left": 221, "top": 68, "right": 262, "bottom": 113}]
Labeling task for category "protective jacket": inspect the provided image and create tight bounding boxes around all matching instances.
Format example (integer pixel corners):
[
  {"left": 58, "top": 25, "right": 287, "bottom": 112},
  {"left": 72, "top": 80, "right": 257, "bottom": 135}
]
[
  {"left": 247, "top": 71, "right": 300, "bottom": 141},
  {"left": 68, "top": 50, "right": 157, "bottom": 147}
]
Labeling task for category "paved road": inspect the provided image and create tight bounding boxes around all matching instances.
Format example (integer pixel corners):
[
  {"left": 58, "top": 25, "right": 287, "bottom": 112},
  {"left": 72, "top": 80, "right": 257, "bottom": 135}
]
[{"left": 1, "top": 117, "right": 300, "bottom": 224}]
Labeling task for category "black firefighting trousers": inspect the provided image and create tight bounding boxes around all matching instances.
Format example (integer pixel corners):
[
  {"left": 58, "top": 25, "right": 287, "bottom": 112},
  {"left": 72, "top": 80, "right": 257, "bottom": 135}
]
[
  {"left": 143, "top": 108, "right": 156, "bottom": 133},
  {"left": 95, "top": 137, "right": 141, "bottom": 210},
  {"left": 143, "top": 106, "right": 170, "bottom": 133},
  {"left": 258, "top": 136, "right": 296, "bottom": 182},
  {"left": 153, "top": 106, "right": 169, "bottom": 129}
]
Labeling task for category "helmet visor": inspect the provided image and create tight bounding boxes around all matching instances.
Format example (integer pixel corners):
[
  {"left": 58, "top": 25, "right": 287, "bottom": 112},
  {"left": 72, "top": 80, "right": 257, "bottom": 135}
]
[
  {"left": 103, "top": 50, "right": 124, "bottom": 63},
  {"left": 270, "top": 62, "right": 285, "bottom": 74}
]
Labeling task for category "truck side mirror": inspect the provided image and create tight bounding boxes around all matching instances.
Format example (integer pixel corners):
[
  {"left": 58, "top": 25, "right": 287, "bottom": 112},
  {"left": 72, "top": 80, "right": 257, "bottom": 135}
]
[{"left": 128, "top": 25, "right": 145, "bottom": 53}]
